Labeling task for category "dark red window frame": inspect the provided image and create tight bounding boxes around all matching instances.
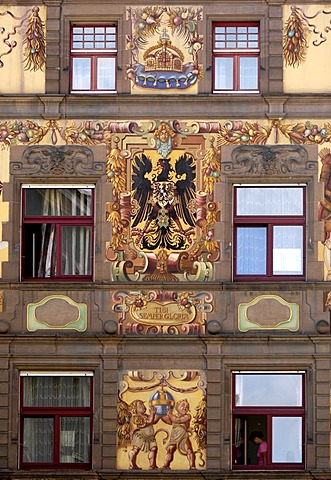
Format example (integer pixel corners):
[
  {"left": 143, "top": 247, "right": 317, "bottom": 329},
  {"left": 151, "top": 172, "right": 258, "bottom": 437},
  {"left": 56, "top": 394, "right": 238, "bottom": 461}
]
[
  {"left": 233, "top": 185, "right": 306, "bottom": 281},
  {"left": 20, "top": 375, "right": 93, "bottom": 470},
  {"left": 21, "top": 187, "right": 94, "bottom": 281},
  {"left": 232, "top": 372, "right": 306, "bottom": 470},
  {"left": 70, "top": 23, "right": 117, "bottom": 93},
  {"left": 212, "top": 22, "right": 260, "bottom": 93}
]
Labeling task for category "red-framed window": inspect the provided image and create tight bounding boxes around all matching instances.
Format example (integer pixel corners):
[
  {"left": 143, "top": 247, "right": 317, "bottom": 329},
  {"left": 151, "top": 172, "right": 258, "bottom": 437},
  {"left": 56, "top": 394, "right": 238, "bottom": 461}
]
[
  {"left": 213, "top": 22, "right": 259, "bottom": 93},
  {"left": 21, "top": 186, "right": 94, "bottom": 281},
  {"left": 70, "top": 24, "right": 117, "bottom": 93},
  {"left": 232, "top": 371, "right": 305, "bottom": 470},
  {"left": 233, "top": 185, "right": 306, "bottom": 281},
  {"left": 20, "top": 373, "right": 93, "bottom": 469}
]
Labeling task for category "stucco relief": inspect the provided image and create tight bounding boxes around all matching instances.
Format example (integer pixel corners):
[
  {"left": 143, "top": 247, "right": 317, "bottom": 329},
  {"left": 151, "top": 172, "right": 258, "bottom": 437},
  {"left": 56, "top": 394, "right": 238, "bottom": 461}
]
[
  {"left": 12, "top": 145, "right": 105, "bottom": 177},
  {"left": 221, "top": 145, "right": 317, "bottom": 177}
]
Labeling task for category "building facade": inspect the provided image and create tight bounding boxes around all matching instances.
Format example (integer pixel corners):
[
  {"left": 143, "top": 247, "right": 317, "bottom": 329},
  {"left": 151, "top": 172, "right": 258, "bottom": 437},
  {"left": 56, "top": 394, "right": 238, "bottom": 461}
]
[{"left": 0, "top": 1, "right": 331, "bottom": 480}]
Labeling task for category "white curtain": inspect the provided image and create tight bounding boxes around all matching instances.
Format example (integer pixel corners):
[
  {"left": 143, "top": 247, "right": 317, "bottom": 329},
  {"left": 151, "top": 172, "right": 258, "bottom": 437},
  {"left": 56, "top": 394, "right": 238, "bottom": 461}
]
[{"left": 37, "top": 189, "right": 91, "bottom": 277}]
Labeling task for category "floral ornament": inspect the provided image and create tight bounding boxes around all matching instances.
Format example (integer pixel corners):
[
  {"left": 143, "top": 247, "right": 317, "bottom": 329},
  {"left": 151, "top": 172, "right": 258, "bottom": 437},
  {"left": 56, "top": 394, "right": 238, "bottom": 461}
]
[
  {"left": 117, "top": 399, "right": 131, "bottom": 449},
  {"left": 0, "top": 6, "right": 45, "bottom": 71},
  {"left": 0, "top": 122, "right": 15, "bottom": 148},
  {"left": 279, "top": 121, "right": 331, "bottom": 144},
  {"left": 127, "top": 6, "right": 165, "bottom": 48},
  {"left": 9, "top": 120, "right": 45, "bottom": 145},
  {"left": 193, "top": 397, "right": 207, "bottom": 450},
  {"left": 218, "top": 121, "right": 271, "bottom": 146},
  {"left": 166, "top": 6, "right": 203, "bottom": 73},
  {"left": 62, "top": 121, "right": 107, "bottom": 145},
  {"left": 23, "top": 6, "right": 46, "bottom": 71},
  {"left": 202, "top": 137, "right": 220, "bottom": 196},
  {"left": 166, "top": 7, "right": 203, "bottom": 44},
  {"left": 176, "top": 292, "right": 199, "bottom": 310},
  {"left": 203, "top": 226, "right": 219, "bottom": 256},
  {"left": 106, "top": 201, "right": 128, "bottom": 253},
  {"left": 283, "top": 6, "right": 309, "bottom": 67},
  {"left": 126, "top": 292, "right": 148, "bottom": 310},
  {"left": 106, "top": 136, "right": 128, "bottom": 201},
  {"left": 284, "top": 5, "right": 331, "bottom": 68}
]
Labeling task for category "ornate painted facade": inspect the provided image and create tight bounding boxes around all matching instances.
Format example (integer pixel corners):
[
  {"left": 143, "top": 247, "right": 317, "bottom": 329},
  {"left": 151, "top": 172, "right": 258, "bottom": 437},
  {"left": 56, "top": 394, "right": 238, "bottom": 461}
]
[{"left": 0, "top": 2, "right": 331, "bottom": 480}]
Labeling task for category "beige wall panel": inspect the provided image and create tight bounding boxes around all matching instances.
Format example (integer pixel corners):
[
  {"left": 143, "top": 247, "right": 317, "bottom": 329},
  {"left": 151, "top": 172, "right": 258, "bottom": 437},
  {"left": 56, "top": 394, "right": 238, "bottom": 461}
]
[{"left": 284, "top": 4, "right": 331, "bottom": 93}]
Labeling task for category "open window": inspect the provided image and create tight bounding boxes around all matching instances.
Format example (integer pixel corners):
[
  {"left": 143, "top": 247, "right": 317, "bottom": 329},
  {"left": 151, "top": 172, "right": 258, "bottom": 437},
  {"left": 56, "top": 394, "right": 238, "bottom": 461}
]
[
  {"left": 21, "top": 185, "right": 94, "bottom": 280},
  {"left": 232, "top": 371, "right": 305, "bottom": 469},
  {"left": 20, "top": 372, "right": 93, "bottom": 469},
  {"left": 233, "top": 185, "right": 306, "bottom": 281}
]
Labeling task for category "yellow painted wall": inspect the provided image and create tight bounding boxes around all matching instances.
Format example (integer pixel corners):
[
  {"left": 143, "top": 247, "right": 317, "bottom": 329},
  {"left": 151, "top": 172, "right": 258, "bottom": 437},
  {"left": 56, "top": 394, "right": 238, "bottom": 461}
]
[
  {"left": 284, "top": 4, "right": 331, "bottom": 93},
  {"left": 0, "top": 5, "right": 46, "bottom": 94}
]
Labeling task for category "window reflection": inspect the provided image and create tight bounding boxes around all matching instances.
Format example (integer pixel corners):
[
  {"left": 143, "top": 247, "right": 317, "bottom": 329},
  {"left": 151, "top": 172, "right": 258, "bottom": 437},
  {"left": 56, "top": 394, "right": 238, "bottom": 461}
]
[
  {"left": 272, "top": 417, "right": 302, "bottom": 463},
  {"left": 235, "top": 374, "right": 303, "bottom": 407}
]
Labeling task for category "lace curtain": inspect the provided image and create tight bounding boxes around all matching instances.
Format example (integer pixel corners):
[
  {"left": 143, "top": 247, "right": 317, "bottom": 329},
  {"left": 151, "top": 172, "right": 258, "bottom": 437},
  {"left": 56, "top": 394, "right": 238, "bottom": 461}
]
[
  {"left": 22, "top": 376, "right": 91, "bottom": 464},
  {"left": 23, "top": 376, "right": 91, "bottom": 407}
]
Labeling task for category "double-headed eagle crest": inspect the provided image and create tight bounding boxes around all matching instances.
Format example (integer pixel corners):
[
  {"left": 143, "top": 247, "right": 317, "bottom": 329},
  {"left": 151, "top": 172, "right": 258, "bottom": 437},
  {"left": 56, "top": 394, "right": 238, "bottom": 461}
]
[{"left": 131, "top": 152, "right": 196, "bottom": 251}]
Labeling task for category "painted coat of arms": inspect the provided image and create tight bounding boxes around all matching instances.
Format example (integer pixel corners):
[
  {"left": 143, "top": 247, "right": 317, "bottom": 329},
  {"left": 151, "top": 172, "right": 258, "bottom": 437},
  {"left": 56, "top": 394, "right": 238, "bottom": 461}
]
[{"left": 126, "top": 6, "right": 203, "bottom": 91}]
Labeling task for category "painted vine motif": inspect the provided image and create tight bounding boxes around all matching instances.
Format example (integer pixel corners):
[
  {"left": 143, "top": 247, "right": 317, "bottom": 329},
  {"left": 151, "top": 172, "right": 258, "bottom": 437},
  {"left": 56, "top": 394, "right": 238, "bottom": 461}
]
[
  {"left": 0, "top": 6, "right": 45, "bottom": 71},
  {"left": 284, "top": 5, "right": 331, "bottom": 67},
  {"left": 117, "top": 370, "right": 206, "bottom": 470}
]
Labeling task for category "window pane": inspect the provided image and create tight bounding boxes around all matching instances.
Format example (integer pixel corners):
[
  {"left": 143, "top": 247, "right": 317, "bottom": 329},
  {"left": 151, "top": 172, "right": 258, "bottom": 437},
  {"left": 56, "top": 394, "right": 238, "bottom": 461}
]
[
  {"left": 235, "top": 374, "right": 303, "bottom": 406},
  {"left": 23, "top": 418, "right": 54, "bottom": 463},
  {"left": 23, "top": 377, "right": 91, "bottom": 407},
  {"left": 60, "top": 417, "right": 90, "bottom": 463},
  {"left": 25, "top": 189, "right": 92, "bottom": 216},
  {"left": 273, "top": 226, "right": 303, "bottom": 275},
  {"left": 239, "top": 57, "right": 258, "bottom": 90},
  {"left": 236, "top": 227, "right": 266, "bottom": 275},
  {"left": 72, "top": 58, "right": 91, "bottom": 90},
  {"left": 214, "top": 57, "right": 233, "bottom": 89},
  {"left": 272, "top": 417, "right": 302, "bottom": 462},
  {"left": 236, "top": 187, "right": 304, "bottom": 216},
  {"left": 214, "top": 24, "right": 259, "bottom": 51},
  {"left": 61, "top": 226, "right": 92, "bottom": 276},
  {"left": 97, "top": 57, "right": 116, "bottom": 90}
]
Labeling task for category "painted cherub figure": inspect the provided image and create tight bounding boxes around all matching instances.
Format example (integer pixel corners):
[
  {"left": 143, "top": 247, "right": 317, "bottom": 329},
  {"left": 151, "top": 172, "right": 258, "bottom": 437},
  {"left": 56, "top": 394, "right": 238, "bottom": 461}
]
[
  {"left": 161, "top": 398, "right": 196, "bottom": 469},
  {"left": 129, "top": 399, "right": 159, "bottom": 470}
]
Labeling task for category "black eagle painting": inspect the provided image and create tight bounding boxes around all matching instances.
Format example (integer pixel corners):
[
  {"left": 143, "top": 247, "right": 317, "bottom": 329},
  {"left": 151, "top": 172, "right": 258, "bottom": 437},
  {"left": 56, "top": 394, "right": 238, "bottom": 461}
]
[{"left": 131, "top": 152, "right": 196, "bottom": 251}]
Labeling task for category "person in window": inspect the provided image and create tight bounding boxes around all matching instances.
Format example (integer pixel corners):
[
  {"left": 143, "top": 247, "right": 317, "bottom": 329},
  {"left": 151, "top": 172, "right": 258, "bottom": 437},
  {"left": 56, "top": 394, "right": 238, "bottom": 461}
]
[{"left": 249, "top": 431, "right": 267, "bottom": 466}]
